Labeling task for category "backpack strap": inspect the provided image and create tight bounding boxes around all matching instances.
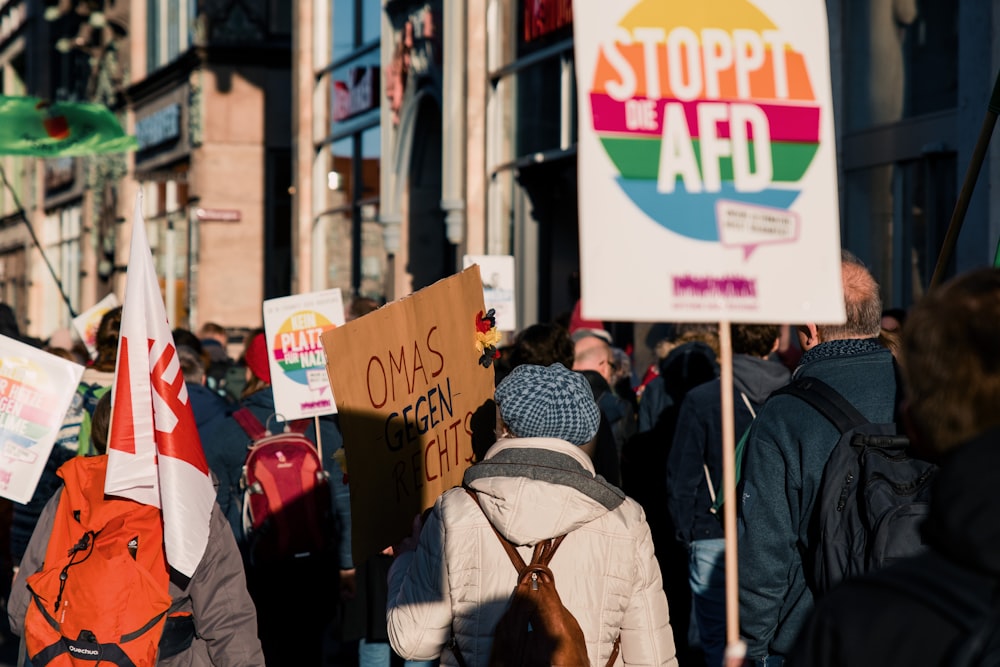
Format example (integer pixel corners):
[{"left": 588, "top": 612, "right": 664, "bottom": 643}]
[
  {"left": 233, "top": 408, "right": 310, "bottom": 439},
  {"left": 460, "top": 487, "right": 621, "bottom": 667},
  {"left": 287, "top": 418, "right": 310, "bottom": 435},
  {"left": 465, "top": 487, "right": 565, "bottom": 572},
  {"left": 233, "top": 408, "right": 267, "bottom": 440},
  {"left": 771, "top": 376, "right": 869, "bottom": 434}
]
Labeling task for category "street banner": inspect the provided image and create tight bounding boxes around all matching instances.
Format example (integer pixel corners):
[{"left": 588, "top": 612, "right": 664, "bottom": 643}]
[
  {"left": 0, "top": 96, "right": 138, "bottom": 157},
  {"left": 262, "top": 289, "right": 346, "bottom": 421},
  {"left": 463, "top": 254, "right": 517, "bottom": 332},
  {"left": 573, "top": 0, "right": 845, "bottom": 324},
  {"left": 72, "top": 292, "right": 120, "bottom": 359},
  {"left": 104, "top": 192, "right": 215, "bottom": 580},
  {"left": 321, "top": 267, "right": 498, "bottom": 562},
  {"left": 0, "top": 336, "right": 83, "bottom": 503}
]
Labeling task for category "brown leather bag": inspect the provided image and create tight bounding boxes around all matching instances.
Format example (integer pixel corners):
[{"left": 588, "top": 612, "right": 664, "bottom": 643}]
[{"left": 453, "top": 489, "right": 620, "bottom": 667}]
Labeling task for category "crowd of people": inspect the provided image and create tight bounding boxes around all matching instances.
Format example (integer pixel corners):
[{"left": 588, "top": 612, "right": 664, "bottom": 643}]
[{"left": 1, "top": 253, "right": 998, "bottom": 666}]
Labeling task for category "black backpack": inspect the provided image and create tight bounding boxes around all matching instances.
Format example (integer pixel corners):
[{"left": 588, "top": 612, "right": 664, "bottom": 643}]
[{"left": 774, "top": 376, "right": 938, "bottom": 595}]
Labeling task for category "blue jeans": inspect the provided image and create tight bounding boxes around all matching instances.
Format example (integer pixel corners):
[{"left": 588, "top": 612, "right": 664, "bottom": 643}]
[
  {"left": 358, "top": 638, "right": 436, "bottom": 667},
  {"left": 689, "top": 538, "right": 727, "bottom": 667}
]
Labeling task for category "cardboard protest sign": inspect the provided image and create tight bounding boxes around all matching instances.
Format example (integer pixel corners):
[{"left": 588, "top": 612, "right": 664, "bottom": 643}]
[
  {"left": 72, "top": 292, "right": 119, "bottom": 359},
  {"left": 0, "top": 336, "right": 84, "bottom": 503},
  {"left": 262, "top": 289, "right": 346, "bottom": 420},
  {"left": 321, "top": 267, "right": 498, "bottom": 562},
  {"left": 463, "top": 255, "right": 517, "bottom": 332},
  {"left": 574, "top": 0, "right": 845, "bottom": 324}
]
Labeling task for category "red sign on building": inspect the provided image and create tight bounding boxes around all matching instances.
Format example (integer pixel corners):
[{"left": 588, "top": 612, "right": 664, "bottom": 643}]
[
  {"left": 523, "top": 0, "right": 573, "bottom": 43},
  {"left": 334, "top": 67, "right": 380, "bottom": 122}
]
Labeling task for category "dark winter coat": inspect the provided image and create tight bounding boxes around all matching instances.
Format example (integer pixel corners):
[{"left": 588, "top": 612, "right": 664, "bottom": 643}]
[
  {"left": 786, "top": 427, "right": 1000, "bottom": 666},
  {"left": 200, "top": 386, "right": 353, "bottom": 569},
  {"left": 186, "top": 381, "right": 232, "bottom": 445},
  {"left": 667, "top": 354, "right": 790, "bottom": 544},
  {"left": 738, "top": 339, "right": 898, "bottom": 659}
]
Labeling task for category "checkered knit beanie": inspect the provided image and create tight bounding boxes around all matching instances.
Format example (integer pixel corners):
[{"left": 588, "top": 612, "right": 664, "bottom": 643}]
[{"left": 494, "top": 362, "right": 601, "bottom": 446}]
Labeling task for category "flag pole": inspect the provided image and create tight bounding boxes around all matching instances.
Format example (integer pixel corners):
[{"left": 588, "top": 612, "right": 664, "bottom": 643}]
[
  {"left": 0, "top": 165, "right": 78, "bottom": 319},
  {"left": 719, "top": 320, "right": 747, "bottom": 664},
  {"left": 929, "top": 68, "right": 1000, "bottom": 289}
]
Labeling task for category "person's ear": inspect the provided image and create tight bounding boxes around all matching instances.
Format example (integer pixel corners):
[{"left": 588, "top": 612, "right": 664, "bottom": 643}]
[
  {"left": 798, "top": 323, "right": 821, "bottom": 349},
  {"left": 768, "top": 337, "right": 780, "bottom": 356}
]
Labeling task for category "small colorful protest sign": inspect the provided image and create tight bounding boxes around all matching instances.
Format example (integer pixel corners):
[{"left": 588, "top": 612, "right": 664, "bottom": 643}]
[
  {"left": 574, "top": 0, "right": 845, "bottom": 324},
  {"left": 321, "top": 267, "right": 497, "bottom": 562},
  {"left": 463, "top": 254, "right": 517, "bottom": 332},
  {"left": 263, "top": 289, "right": 345, "bottom": 420},
  {"left": 0, "top": 336, "right": 84, "bottom": 503},
  {"left": 72, "top": 292, "right": 120, "bottom": 359}
]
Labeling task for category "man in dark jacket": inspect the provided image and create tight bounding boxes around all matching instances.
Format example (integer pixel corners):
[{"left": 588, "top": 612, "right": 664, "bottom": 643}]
[
  {"left": 200, "top": 332, "right": 351, "bottom": 666},
  {"left": 787, "top": 267, "right": 1000, "bottom": 666},
  {"left": 667, "top": 324, "right": 789, "bottom": 667},
  {"left": 738, "top": 251, "right": 898, "bottom": 664}
]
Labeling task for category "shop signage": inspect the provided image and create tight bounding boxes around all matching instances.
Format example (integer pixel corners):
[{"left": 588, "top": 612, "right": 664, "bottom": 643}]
[
  {"left": 523, "top": 0, "right": 573, "bottom": 43},
  {"left": 334, "top": 66, "right": 380, "bottom": 121},
  {"left": 135, "top": 103, "right": 180, "bottom": 150},
  {"left": 195, "top": 207, "right": 241, "bottom": 222}
]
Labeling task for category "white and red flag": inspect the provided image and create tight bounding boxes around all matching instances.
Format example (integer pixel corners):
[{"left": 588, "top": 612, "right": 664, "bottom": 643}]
[{"left": 105, "top": 191, "right": 215, "bottom": 579}]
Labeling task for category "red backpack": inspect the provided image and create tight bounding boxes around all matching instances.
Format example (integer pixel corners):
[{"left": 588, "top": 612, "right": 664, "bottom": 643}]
[{"left": 234, "top": 409, "right": 333, "bottom": 565}]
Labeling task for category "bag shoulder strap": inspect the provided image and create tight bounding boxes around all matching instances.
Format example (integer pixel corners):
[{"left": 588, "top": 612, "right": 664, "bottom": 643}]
[
  {"left": 464, "top": 487, "right": 566, "bottom": 573},
  {"left": 459, "top": 487, "right": 619, "bottom": 667},
  {"left": 287, "top": 418, "right": 311, "bottom": 435},
  {"left": 233, "top": 408, "right": 267, "bottom": 440},
  {"left": 772, "top": 376, "right": 869, "bottom": 434}
]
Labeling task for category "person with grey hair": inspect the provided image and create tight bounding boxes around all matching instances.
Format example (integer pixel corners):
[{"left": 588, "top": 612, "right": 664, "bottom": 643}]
[
  {"left": 738, "top": 251, "right": 899, "bottom": 665},
  {"left": 387, "top": 362, "right": 678, "bottom": 666},
  {"left": 787, "top": 267, "right": 1000, "bottom": 666}
]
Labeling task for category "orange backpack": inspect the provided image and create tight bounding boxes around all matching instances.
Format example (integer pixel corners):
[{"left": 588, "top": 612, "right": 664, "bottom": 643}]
[{"left": 24, "top": 455, "right": 172, "bottom": 667}]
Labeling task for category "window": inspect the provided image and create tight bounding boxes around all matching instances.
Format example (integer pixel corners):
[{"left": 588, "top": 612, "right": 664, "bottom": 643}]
[
  {"left": 332, "top": 0, "right": 380, "bottom": 61},
  {"left": 843, "top": 0, "right": 957, "bottom": 132},
  {"left": 146, "top": 0, "right": 159, "bottom": 72},
  {"left": 147, "top": 0, "right": 189, "bottom": 72},
  {"left": 839, "top": 0, "right": 959, "bottom": 306},
  {"left": 332, "top": 0, "right": 356, "bottom": 60},
  {"left": 362, "top": 0, "right": 381, "bottom": 44},
  {"left": 843, "top": 154, "right": 955, "bottom": 307}
]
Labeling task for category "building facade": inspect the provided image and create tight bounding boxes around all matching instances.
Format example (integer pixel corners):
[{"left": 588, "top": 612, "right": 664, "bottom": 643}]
[
  {"left": 127, "top": 0, "right": 294, "bottom": 331},
  {"left": 0, "top": 0, "right": 295, "bottom": 341},
  {"left": 297, "top": 0, "right": 1000, "bottom": 352},
  {"left": 2, "top": 0, "right": 999, "bottom": 345}
]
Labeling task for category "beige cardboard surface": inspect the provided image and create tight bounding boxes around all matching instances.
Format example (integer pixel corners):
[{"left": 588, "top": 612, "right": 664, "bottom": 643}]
[{"left": 321, "top": 266, "right": 498, "bottom": 563}]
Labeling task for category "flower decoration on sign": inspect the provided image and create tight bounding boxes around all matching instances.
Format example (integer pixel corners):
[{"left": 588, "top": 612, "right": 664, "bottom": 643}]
[
  {"left": 332, "top": 448, "right": 349, "bottom": 484},
  {"left": 475, "top": 309, "right": 502, "bottom": 368}
]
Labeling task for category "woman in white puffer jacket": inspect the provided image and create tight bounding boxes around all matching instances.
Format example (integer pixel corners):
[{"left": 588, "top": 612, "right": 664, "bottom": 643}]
[{"left": 386, "top": 363, "right": 679, "bottom": 666}]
